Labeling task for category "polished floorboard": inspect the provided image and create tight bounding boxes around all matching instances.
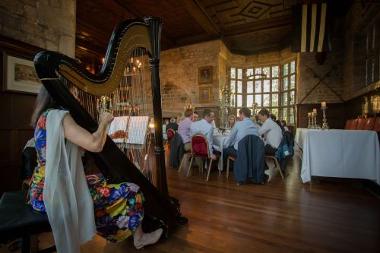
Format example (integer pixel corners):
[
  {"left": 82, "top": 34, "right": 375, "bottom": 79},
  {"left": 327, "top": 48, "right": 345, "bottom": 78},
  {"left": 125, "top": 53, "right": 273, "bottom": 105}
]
[{"left": 2, "top": 157, "right": 380, "bottom": 253}]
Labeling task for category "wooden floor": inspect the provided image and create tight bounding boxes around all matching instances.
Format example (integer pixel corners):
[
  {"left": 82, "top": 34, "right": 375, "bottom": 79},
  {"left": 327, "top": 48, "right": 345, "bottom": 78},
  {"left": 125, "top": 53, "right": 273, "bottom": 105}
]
[{"left": 2, "top": 158, "right": 380, "bottom": 253}]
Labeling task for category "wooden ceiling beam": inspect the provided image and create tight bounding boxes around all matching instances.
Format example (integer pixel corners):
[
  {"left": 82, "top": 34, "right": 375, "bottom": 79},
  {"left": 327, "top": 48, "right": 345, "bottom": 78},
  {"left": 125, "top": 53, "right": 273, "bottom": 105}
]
[
  {"left": 113, "top": 0, "right": 177, "bottom": 48},
  {"left": 180, "top": 0, "right": 220, "bottom": 35},
  {"left": 223, "top": 15, "right": 293, "bottom": 36},
  {"left": 175, "top": 33, "right": 220, "bottom": 48}
]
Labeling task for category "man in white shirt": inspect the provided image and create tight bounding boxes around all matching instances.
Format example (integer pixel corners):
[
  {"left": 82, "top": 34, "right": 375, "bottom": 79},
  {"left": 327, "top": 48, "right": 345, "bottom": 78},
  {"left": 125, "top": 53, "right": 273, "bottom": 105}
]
[
  {"left": 257, "top": 108, "right": 283, "bottom": 155},
  {"left": 223, "top": 107, "right": 259, "bottom": 159},
  {"left": 190, "top": 109, "right": 216, "bottom": 160}
]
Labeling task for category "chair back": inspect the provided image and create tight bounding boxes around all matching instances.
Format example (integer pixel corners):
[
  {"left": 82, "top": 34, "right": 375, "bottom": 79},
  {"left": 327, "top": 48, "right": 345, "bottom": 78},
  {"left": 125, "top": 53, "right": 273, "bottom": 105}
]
[
  {"left": 191, "top": 134, "right": 209, "bottom": 157},
  {"left": 374, "top": 117, "right": 380, "bottom": 132},
  {"left": 363, "top": 117, "right": 375, "bottom": 130},
  {"left": 356, "top": 118, "right": 367, "bottom": 130},
  {"left": 167, "top": 128, "right": 175, "bottom": 141},
  {"left": 345, "top": 119, "right": 358, "bottom": 130}
]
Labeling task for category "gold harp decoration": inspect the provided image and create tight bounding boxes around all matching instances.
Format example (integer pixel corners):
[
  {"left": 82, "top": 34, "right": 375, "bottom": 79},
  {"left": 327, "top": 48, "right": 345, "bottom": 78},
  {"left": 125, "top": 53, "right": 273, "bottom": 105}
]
[{"left": 58, "top": 25, "right": 152, "bottom": 96}]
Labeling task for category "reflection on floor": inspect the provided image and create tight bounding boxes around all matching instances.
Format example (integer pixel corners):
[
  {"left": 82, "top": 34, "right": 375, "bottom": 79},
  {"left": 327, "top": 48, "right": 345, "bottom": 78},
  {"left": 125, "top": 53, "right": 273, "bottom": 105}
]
[{"left": 2, "top": 158, "right": 380, "bottom": 253}]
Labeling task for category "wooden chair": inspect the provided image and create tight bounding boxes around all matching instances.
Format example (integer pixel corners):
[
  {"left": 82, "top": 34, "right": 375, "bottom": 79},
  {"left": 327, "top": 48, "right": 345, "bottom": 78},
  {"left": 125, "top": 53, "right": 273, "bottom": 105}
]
[
  {"left": 178, "top": 147, "right": 191, "bottom": 174},
  {"left": 226, "top": 156, "right": 236, "bottom": 180},
  {"left": 187, "top": 134, "right": 215, "bottom": 181},
  {"left": 264, "top": 155, "right": 285, "bottom": 181}
]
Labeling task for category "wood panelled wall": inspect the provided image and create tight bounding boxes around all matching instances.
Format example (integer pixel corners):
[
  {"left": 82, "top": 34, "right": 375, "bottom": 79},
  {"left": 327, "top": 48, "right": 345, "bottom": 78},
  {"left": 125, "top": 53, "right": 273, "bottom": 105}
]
[{"left": 0, "top": 36, "right": 41, "bottom": 194}]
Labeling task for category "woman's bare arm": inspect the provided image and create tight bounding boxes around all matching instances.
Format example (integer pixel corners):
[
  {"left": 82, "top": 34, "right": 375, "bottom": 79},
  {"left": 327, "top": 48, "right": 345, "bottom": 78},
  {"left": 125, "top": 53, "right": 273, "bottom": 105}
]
[{"left": 62, "top": 112, "right": 114, "bottom": 152}]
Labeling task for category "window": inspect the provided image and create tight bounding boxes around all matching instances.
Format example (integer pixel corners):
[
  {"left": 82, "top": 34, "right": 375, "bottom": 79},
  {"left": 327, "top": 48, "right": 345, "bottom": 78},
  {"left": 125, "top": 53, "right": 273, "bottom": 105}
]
[
  {"left": 281, "top": 61, "right": 296, "bottom": 125},
  {"left": 229, "top": 60, "right": 297, "bottom": 125}
]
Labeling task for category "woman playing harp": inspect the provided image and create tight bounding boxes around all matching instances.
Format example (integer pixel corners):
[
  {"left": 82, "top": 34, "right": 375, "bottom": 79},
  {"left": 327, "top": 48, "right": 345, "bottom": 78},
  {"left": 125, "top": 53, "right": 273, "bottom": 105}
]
[
  {"left": 31, "top": 17, "right": 186, "bottom": 253},
  {"left": 28, "top": 86, "right": 163, "bottom": 252}
]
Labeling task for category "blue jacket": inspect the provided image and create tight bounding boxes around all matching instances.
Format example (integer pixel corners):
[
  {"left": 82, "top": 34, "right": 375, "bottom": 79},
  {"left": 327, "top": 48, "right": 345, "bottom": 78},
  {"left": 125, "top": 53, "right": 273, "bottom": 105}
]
[
  {"left": 234, "top": 135, "right": 265, "bottom": 184},
  {"left": 169, "top": 132, "right": 184, "bottom": 168}
]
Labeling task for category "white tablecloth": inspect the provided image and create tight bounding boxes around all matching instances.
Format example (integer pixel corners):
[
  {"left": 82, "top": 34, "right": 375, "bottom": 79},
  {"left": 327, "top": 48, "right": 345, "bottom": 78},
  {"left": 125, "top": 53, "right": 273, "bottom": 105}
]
[
  {"left": 295, "top": 128, "right": 380, "bottom": 185},
  {"left": 213, "top": 134, "right": 229, "bottom": 171}
]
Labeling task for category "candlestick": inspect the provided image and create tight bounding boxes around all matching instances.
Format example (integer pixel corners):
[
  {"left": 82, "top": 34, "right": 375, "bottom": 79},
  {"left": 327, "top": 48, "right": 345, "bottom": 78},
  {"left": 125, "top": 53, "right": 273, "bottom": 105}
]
[
  {"left": 307, "top": 112, "right": 312, "bottom": 128},
  {"left": 321, "top": 107, "right": 329, "bottom": 129},
  {"left": 311, "top": 110, "right": 318, "bottom": 129}
]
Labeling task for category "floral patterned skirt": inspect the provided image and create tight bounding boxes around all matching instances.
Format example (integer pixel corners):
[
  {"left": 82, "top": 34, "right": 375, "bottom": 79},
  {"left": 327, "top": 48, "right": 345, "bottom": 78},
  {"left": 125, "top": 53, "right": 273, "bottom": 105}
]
[{"left": 29, "top": 172, "right": 144, "bottom": 242}]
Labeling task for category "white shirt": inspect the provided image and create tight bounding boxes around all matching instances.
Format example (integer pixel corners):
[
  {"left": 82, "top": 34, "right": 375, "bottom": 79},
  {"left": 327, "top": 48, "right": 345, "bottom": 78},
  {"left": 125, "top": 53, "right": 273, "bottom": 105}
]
[
  {"left": 258, "top": 118, "right": 282, "bottom": 148},
  {"left": 225, "top": 118, "right": 259, "bottom": 150},
  {"left": 190, "top": 119, "right": 214, "bottom": 155}
]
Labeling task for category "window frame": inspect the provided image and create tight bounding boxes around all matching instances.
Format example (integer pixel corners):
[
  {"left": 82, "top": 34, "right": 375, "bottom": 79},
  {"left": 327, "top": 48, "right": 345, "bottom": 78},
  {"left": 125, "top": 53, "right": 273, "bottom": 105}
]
[{"left": 229, "top": 59, "right": 297, "bottom": 125}]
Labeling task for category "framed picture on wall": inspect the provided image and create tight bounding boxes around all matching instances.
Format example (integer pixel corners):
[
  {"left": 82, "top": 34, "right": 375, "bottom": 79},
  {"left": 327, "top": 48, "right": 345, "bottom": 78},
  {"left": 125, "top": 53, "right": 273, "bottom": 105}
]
[
  {"left": 199, "top": 86, "right": 212, "bottom": 103},
  {"left": 198, "top": 66, "right": 213, "bottom": 84},
  {"left": 3, "top": 52, "right": 41, "bottom": 94}
]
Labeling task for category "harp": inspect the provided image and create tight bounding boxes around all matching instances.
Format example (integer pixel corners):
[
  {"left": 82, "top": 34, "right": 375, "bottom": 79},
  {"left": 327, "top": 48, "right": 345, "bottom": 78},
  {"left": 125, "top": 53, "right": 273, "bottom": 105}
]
[{"left": 33, "top": 17, "right": 185, "bottom": 233}]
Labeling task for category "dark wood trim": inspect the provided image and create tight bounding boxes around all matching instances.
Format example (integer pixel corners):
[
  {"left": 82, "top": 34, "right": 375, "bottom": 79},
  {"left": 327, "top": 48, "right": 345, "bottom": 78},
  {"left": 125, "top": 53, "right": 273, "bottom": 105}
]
[
  {"left": 0, "top": 35, "right": 43, "bottom": 60},
  {"left": 181, "top": 0, "right": 220, "bottom": 35},
  {"left": 222, "top": 15, "right": 293, "bottom": 36},
  {"left": 175, "top": 34, "right": 220, "bottom": 48},
  {"left": 113, "top": 0, "right": 177, "bottom": 48},
  {"left": 0, "top": 36, "right": 42, "bottom": 95}
]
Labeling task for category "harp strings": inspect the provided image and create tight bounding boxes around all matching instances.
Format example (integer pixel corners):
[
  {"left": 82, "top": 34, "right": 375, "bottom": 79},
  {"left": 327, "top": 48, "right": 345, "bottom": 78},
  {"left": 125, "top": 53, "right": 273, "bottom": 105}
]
[{"left": 64, "top": 48, "right": 154, "bottom": 182}]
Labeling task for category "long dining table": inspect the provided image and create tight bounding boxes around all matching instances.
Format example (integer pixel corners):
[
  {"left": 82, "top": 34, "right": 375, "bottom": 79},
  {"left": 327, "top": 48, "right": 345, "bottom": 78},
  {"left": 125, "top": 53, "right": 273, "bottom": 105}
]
[{"left": 295, "top": 128, "right": 380, "bottom": 185}]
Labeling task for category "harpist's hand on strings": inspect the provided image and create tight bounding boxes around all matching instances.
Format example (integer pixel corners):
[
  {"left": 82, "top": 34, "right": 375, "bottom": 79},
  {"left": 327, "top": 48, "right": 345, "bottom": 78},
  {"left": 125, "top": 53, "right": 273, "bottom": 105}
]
[{"left": 99, "top": 112, "right": 114, "bottom": 125}]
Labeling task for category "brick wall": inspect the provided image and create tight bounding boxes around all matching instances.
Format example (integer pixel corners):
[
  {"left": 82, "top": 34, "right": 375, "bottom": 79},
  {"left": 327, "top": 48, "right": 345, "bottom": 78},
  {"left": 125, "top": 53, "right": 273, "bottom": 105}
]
[
  {"left": 0, "top": 0, "right": 76, "bottom": 194},
  {"left": 160, "top": 40, "right": 222, "bottom": 118},
  {"left": 0, "top": 0, "right": 76, "bottom": 57}
]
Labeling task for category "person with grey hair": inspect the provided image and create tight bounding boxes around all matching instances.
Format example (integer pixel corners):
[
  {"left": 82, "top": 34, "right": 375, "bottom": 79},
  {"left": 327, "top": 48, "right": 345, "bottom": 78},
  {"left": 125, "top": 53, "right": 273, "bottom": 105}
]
[{"left": 166, "top": 117, "right": 178, "bottom": 131}]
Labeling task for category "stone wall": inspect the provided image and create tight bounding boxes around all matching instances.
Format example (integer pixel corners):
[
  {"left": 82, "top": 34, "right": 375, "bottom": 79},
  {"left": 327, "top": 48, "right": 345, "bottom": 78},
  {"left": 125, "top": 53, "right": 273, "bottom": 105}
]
[
  {"left": 0, "top": 0, "right": 76, "bottom": 194},
  {"left": 160, "top": 40, "right": 222, "bottom": 118},
  {"left": 159, "top": 41, "right": 298, "bottom": 118},
  {"left": 0, "top": 0, "right": 76, "bottom": 57}
]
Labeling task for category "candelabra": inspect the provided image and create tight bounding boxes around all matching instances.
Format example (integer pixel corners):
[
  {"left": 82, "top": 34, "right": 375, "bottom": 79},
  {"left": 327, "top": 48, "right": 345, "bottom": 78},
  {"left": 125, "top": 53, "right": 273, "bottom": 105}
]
[
  {"left": 98, "top": 96, "right": 112, "bottom": 114},
  {"left": 220, "top": 85, "right": 231, "bottom": 129},
  {"left": 321, "top": 102, "right": 329, "bottom": 129},
  {"left": 321, "top": 108, "right": 328, "bottom": 129}
]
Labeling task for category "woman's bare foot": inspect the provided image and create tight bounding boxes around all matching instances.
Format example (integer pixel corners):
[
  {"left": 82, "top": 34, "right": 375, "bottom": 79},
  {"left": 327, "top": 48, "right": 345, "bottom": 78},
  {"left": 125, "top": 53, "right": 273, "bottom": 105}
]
[{"left": 133, "top": 228, "right": 163, "bottom": 249}]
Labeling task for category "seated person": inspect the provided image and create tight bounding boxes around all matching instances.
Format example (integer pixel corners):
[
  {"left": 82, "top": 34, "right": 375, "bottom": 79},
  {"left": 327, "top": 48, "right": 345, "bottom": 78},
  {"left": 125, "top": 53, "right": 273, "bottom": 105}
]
[
  {"left": 227, "top": 115, "right": 236, "bottom": 128},
  {"left": 28, "top": 87, "right": 162, "bottom": 251},
  {"left": 162, "top": 119, "right": 169, "bottom": 140},
  {"left": 257, "top": 108, "right": 283, "bottom": 155},
  {"left": 190, "top": 109, "right": 217, "bottom": 160},
  {"left": 178, "top": 109, "right": 193, "bottom": 151},
  {"left": 192, "top": 111, "right": 199, "bottom": 122},
  {"left": 223, "top": 107, "right": 259, "bottom": 160},
  {"left": 280, "top": 120, "right": 290, "bottom": 132},
  {"left": 166, "top": 117, "right": 178, "bottom": 131}
]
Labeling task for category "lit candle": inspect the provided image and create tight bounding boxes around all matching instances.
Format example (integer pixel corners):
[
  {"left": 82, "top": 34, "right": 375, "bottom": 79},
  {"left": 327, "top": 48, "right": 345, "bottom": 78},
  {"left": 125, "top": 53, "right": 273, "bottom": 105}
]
[
  {"left": 307, "top": 112, "right": 312, "bottom": 118},
  {"left": 312, "top": 108, "right": 317, "bottom": 114},
  {"left": 321, "top": 101, "right": 327, "bottom": 109}
]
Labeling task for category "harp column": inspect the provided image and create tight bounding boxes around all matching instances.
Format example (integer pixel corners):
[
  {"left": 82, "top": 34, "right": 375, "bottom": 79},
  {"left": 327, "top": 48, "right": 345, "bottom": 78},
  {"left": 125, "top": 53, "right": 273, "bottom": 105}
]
[{"left": 147, "top": 17, "right": 169, "bottom": 197}]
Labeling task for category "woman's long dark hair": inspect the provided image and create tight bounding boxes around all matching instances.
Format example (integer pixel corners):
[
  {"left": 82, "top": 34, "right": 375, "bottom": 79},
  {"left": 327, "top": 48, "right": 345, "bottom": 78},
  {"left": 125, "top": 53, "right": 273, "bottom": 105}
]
[{"left": 30, "top": 86, "right": 57, "bottom": 128}]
